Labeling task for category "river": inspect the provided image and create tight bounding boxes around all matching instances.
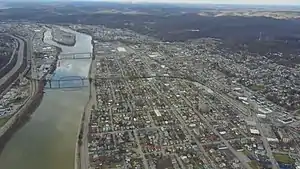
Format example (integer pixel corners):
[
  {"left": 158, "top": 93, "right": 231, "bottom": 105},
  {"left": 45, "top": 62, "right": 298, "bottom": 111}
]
[{"left": 0, "top": 27, "right": 92, "bottom": 169}]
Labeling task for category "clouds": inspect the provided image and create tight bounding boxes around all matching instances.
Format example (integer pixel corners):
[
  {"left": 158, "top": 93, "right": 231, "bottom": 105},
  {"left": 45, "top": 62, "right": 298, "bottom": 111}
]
[{"left": 96, "top": 0, "right": 299, "bottom": 5}]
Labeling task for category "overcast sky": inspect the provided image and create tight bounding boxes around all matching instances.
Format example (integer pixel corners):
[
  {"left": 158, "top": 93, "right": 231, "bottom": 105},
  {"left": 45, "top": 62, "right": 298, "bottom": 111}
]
[{"left": 90, "top": 0, "right": 300, "bottom": 5}]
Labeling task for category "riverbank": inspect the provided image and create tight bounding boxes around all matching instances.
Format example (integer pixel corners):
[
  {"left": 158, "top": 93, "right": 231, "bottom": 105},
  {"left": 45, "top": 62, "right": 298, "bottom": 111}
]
[
  {"left": 47, "top": 46, "right": 61, "bottom": 76},
  {"left": 0, "top": 81, "right": 44, "bottom": 154},
  {"left": 0, "top": 32, "right": 62, "bottom": 155},
  {"left": 52, "top": 38, "right": 76, "bottom": 47},
  {"left": 0, "top": 27, "right": 93, "bottom": 169},
  {"left": 0, "top": 35, "right": 30, "bottom": 131},
  {"left": 0, "top": 34, "right": 36, "bottom": 153},
  {"left": 0, "top": 34, "right": 19, "bottom": 79},
  {"left": 0, "top": 35, "right": 28, "bottom": 94},
  {"left": 51, "top": 28, "right": 76, "bottom": 47},
  {"left": 75, "top": 36, "right": 95, "bottom": 169},
  {"left": 41, "top": 28, "right": 62, "bottom": 81},
  {"left": 41, "top": 28, "right": 63, "bottom": 71}
]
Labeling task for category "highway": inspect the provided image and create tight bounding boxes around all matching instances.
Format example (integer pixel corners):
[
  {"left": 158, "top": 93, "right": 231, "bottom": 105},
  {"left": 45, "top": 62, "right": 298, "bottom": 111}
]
[
  {"left": 0, "top": 38, "right": 17, "bottom": 78},
  {"left": 0, "top": 35, "right": 28, "bottom": 135},
  {"left": 0, "top": 34, "right": 36, "bottom": 137},
  {"left": 29, "top": 33, "right": 39, "bottom": 80},
  {"left": 0, "top": 35, "right": 24, "bottom": 88},
  {"left": 209, "top": 79, "right": 280, "bottom": 169},
  {"left": 254, "top": 113, "right": 280, "bottom": 169}
]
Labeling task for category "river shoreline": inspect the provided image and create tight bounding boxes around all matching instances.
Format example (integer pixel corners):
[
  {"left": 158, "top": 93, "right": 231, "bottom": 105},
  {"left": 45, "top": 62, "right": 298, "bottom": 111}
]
[
  {"left": 0, "top": 82, "right": 44, "bottom": 155},
  {"left": 52, "top": 38, "right": 76, "bottom": 47},
  {"left": 75, "top": 36, "right": 95, "bottom": 169},
  {"left": 51, "top": 28, "right": 76, "bottom": 47},
  {"left": 0, "top": 36, "right": 32, "bottom": 155},
  {"left": 0, "top": 32, "right": 62, "bottom": 156},
  {"left": 0, "top": 27, "right": 93, "bottom": 169}
]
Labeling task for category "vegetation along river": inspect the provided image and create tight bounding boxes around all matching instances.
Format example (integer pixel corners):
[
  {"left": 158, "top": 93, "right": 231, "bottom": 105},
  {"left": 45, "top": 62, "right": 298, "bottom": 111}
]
[{"left": 0, "top": 27, "right": 92, "bottom": 169}]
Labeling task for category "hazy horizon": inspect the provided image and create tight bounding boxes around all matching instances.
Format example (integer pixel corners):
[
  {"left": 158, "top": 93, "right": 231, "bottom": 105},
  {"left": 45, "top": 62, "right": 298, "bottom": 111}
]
[
  {"left": 2, "top": 0, "right": 300, "bottom": 6},
  {"left": 97, "top": 0, "right": 300, "bottom": 6}
]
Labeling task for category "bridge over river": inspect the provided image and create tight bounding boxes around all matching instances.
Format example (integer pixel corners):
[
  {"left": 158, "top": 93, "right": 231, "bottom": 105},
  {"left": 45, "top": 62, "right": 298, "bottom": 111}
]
[
  {"left": 0, "top": 27, "right": 93, "bottom": 169},
  {"left": 45, "top": 76, "right": 89, "bottom": 89},
  {"left": 58, "top": 52, "right": 93, "bottom": 60},
  {"left": 30, "top": 74, "right": 191, "bottom": 89}
]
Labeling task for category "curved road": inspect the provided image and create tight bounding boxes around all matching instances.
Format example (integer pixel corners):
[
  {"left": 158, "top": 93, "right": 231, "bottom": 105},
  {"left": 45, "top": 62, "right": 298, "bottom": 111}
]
[
  {"left": 0, "top": 37, "right": 17, "bottom": 78},
  {"left": 0, "top": 35, "right": 29, "bottom": 137},
  {"left": 0, "top": 35, "right": 25, "bottom": 87}
]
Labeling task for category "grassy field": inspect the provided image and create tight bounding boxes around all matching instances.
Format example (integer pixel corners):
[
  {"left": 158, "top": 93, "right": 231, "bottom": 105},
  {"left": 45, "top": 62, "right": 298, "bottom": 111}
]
[
  {"left": 242, "top": 149, "right": 252, "bottom": 156},
  {"left": 248, "top": 161, "right": 260, "bottom": 169},
  {"left": 250, "top": 84, "right": 265, "bottom": 91},
  {"left": 273, "top": 153, "right": 295, "bottom": 164},
  {"left": 0, "top": 116, "right": 11, "bottom": 127}
]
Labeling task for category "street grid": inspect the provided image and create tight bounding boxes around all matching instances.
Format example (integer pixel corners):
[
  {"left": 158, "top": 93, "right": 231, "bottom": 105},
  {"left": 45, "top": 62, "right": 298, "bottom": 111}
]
[{"left": 84, "top": 39, "right": 286, "bottom": 169}]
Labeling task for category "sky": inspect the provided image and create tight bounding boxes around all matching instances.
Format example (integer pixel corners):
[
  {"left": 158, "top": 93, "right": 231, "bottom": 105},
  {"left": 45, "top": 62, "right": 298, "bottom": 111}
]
[
  {"left": 88, "top": 0, "right": 300, "bottom": 5},
  {"left": 4, "top": 0, "right": 299, "bottom": 6}
]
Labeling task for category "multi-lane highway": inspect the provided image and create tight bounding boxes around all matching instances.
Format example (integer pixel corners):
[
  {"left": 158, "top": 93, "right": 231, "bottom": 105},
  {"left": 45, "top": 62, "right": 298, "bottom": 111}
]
[
  {"left": 0, "top": 35, "right": 33, "bottom": 137},
  {"left": 0, "top": 36, "right": 18, "bottom": 79},
  {"left": 0, "top": 35, "right": 25, "bottom": 89}
]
